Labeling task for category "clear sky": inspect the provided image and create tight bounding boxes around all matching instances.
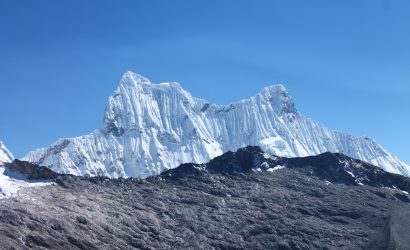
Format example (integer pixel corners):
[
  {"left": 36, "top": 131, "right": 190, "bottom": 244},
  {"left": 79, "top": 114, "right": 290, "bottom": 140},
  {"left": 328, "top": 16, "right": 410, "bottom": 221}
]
[{"left": 0, "top": 0, "right": 409, "bottom": 163}]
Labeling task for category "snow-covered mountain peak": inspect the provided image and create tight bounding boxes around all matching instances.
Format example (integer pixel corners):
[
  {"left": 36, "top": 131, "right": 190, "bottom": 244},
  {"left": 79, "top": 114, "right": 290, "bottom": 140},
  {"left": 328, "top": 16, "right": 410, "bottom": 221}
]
[
  {"left": 119, "top": 71, "right": 187, "bottom": 96},
  {"left": 255, "top": 84, "right": 297, "bottom": 115},
  {"left": 0, "top": 141, "right": 14, "bottom": 165},
  {"left": 120, "top": 71, "right": 151, "bottom": 86},
  {"left": 23, "top": 72, "right": 410, "bottom": 178},
  {"left": 115, "top": 72, "right": 195, "bottom": 102},
  {"left": 261, "top": 84, "right": 287, "bottom": 94},
  {"left": 103, "top": 72, "right": 197, "bottom": 136}
]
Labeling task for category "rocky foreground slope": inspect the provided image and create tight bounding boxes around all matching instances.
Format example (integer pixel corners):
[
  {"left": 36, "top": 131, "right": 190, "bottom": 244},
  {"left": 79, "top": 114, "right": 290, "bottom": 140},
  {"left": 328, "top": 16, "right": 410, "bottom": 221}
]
[
  {"left": 1, "top": 147, "right": 410, "bottom": 249},
  {"left": 23, "top": 72, "right": 410, "bottom": 178}
]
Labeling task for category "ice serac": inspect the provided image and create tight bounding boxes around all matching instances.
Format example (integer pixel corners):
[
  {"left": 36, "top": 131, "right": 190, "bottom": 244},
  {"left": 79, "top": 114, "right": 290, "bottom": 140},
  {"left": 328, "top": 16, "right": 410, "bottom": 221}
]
[
  {"left": 23, "top": 71, "right": 410, "bottom": 178},
  {"left": 0, "top": 141, "right": 14, "bottom": 165}
]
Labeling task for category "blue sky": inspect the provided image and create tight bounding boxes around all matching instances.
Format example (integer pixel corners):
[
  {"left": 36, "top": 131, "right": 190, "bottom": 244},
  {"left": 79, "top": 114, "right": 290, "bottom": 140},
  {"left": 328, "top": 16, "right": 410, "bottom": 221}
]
[{"left": 0, "top": 0, "right": 409, "bottom": 163}]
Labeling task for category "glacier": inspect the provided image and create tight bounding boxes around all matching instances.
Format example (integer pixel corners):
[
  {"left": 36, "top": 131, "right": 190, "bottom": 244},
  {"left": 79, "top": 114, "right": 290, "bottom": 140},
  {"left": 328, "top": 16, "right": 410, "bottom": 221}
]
[{"left": 23, "top": 71, "right": 410, "bottom": 178}]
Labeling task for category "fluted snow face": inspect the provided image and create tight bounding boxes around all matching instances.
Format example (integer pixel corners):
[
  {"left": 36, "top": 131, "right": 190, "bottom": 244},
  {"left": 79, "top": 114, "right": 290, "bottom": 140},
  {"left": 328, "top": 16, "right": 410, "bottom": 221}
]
[
  {"left": 0, "top": 141, "right": 14, "bottom": 165},
  {"left": 23, "top": 72, "right": 410, "bottom": 178}
]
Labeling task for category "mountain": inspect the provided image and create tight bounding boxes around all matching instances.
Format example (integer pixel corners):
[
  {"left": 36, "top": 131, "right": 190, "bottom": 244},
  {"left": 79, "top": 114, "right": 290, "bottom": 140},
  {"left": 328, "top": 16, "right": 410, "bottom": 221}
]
[
  {"left": 23, "top": 71, "right": 410, "bottom": 178},
  {"left": 0, "top": 141, "right": 13, "bottom": 165},
  {"left": 2, "top": 147, "right": 410, "bottom": 249}
]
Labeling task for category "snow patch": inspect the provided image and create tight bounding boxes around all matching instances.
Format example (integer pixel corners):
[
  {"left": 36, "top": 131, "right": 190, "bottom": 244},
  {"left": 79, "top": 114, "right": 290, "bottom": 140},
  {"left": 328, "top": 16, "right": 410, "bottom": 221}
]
[
  {"left": 267, "top": 165, "right": 286, "bottom": 172},
  {"left": 346, "top": 170, "right": 355, "bottom": 178},
  {"left": 260, "top": 162, "right": 270, "bottom": 169},
  {"left": 0, "top": 167, "right": 53, "bottom": 199}
]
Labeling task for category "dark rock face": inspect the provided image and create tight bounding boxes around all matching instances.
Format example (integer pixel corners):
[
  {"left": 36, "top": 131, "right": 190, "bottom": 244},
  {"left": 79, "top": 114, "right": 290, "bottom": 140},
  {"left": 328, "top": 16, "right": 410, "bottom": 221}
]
[
  {"left": 103, "top": 118, "right": 125, "bottom": 137},
  {"left": 164, "top": 146, "right": 410, "bottom": 193},
  {"left": 1, "top": 147, "right": 410, "bottom": 249},
  {"left": 4, "top": 160, "right": 59, "bottom": 180},
  {"left": 281, "top": 152, "right": 410, "bottom": 192}
]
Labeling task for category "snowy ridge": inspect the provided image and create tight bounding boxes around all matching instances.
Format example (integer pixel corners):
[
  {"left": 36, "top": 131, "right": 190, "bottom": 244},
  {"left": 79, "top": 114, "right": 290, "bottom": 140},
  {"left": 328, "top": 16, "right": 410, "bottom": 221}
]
[
  {"left": 0, "top": 141, "right": 14, "bottom": 165},
  {"left": 23, "top": 71, "right": 410, "bottom": 178}
]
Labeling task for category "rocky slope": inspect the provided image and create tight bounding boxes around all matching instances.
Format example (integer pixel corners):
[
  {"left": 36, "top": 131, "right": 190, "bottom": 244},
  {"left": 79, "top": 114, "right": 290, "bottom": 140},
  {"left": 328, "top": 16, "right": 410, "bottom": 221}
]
[
  {"left": 23, "top": 72, "right": 410, "bottom": 178},
  {"left": 1, "top": 147, "right": 410, "bottom": 249}
]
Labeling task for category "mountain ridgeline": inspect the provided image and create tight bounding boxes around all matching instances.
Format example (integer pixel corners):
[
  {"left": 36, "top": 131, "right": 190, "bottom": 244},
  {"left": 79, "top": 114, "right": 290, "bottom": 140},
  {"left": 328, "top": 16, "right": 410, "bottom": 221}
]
[
  {"left": 161, "top": 146, "right": 410, "bottom": 194},
  {"left": 23, "top": 72, "right": 410, "bottom": 178}
]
